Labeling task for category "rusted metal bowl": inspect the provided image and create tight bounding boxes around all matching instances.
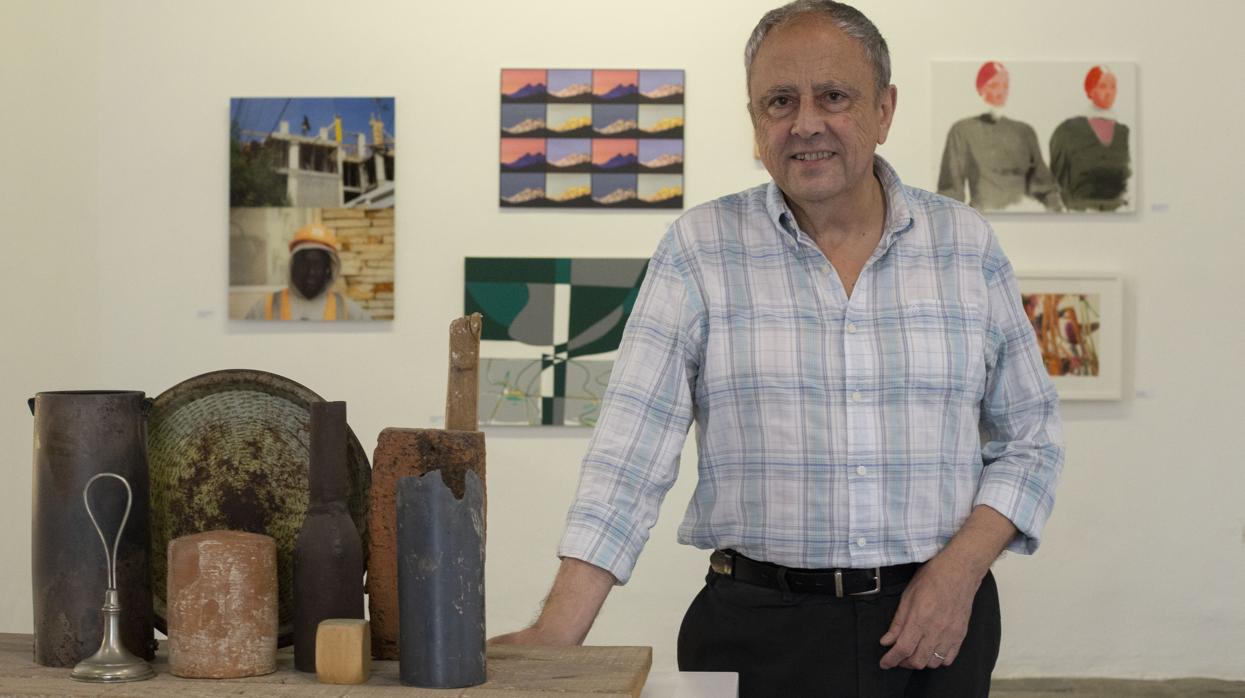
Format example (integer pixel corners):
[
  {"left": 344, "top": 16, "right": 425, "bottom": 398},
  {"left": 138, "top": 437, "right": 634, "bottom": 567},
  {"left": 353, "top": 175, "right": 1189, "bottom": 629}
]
[{"left": 146, "top": 369, "right": 370, "bottom": 647}]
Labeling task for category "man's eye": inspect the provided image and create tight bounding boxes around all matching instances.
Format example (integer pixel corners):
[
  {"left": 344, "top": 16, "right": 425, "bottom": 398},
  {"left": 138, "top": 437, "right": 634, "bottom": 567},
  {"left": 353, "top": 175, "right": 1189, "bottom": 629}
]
[
  {"left": 771, "top": 96, "right": 790, "bottom": 107},
  {"left": 825, "top": 91, "right": 845, "bottom": 102}
]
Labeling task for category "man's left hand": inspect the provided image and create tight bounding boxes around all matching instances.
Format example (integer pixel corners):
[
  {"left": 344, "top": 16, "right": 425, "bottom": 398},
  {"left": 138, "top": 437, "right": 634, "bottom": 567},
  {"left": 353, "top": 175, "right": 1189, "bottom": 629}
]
[{"left": 878, "top": 553, "right": 982, "bottom": 670}]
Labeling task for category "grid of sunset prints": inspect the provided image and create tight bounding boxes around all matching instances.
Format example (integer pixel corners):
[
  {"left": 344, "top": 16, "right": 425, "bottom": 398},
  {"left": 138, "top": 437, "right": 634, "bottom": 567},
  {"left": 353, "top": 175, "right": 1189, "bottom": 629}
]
[{"left": 500, "top": 69, "right": 684, "bottom": 209}]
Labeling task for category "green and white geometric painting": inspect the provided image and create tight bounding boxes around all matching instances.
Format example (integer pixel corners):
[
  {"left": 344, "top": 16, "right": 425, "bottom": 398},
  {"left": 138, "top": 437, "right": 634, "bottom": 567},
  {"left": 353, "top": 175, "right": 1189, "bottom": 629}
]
[{"left": 464, "top": 257, "right": 648, "bottom": 426}]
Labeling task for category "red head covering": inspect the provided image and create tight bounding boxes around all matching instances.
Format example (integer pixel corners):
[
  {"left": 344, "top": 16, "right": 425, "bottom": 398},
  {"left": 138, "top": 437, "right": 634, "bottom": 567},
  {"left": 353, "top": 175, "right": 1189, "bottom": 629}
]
[
  {"left": 1084, "top": 65, "right": 1110, "bottom": 96},
  {"left": 976, "top": 61, "right": 1005, "bottom": 92}
]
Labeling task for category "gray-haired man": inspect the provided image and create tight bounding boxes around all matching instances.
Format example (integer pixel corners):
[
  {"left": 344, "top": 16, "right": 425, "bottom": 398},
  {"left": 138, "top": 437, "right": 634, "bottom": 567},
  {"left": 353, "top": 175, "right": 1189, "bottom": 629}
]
[{"left": 493, "top": 3, "right": 1063, "bottom": 696}]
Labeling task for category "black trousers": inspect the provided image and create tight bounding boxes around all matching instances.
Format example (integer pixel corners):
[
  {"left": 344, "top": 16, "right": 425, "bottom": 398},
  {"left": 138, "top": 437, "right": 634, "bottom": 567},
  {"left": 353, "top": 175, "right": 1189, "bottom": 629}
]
[{"left": 677, "top": 567, "right": 1001, "bottom": 698}]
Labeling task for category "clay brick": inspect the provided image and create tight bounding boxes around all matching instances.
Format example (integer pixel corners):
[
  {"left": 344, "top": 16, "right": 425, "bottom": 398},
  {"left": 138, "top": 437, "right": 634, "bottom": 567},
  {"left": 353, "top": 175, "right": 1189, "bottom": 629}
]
[
  {"left": 167, "top": 531, "right": 278, "bottom": 678},
  {"left": 368, "top": 428, "right": 486, "bottom": 659},
  {"left": 349, "top": 244, "right": 391, "bottom": 254},
  {"left": 322, "top": 208, "right": 365, "bottom": 219},
  {"left": 325, "top": 218, "right": 371, "bottom": 229}
]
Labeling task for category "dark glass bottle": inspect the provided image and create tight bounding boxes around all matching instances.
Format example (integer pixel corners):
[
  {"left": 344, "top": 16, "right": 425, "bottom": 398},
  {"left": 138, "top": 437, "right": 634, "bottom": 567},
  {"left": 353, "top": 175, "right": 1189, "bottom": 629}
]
[{"left": 293, "top": 401, "right": 364, "bottom": 672}]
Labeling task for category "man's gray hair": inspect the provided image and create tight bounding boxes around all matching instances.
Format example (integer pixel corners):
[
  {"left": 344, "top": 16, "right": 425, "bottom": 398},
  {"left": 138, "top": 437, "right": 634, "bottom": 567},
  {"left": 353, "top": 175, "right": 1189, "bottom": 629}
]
[{"left": 744, "top": 0, "right": 891, "bottom": 96}]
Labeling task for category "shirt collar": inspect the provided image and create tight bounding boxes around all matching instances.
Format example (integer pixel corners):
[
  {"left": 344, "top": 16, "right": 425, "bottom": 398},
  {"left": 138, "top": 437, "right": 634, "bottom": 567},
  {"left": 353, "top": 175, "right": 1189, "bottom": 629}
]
[
  {"left": 1085, "top": 105, "right": 1118, "bottom": 121},
  {"left": 763, "top": 153, "right": 915, "bottom": 246}
]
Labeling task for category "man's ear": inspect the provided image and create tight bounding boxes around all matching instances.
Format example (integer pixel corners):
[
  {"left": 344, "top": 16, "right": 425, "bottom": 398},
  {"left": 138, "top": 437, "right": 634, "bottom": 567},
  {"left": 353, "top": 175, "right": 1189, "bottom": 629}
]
[{"left": 876, "top": 84, "right": 898, "bottom": 145}]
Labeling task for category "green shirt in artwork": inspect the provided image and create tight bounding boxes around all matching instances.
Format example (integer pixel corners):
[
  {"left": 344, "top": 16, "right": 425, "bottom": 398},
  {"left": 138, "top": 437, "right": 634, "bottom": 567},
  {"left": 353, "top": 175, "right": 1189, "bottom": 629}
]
[
  {"left": 1050, "top": 117, "right": 1131, "bottom": 212},
  {"left": 938, "top": 114, "right": 1062, "bottom": 212}
]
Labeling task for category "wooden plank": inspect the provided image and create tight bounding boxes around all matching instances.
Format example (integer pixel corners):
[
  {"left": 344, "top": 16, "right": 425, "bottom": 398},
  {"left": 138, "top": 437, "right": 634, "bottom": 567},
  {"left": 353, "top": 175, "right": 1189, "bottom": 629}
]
[{"left": 0, "top": 634, "right": 650, "bottom": 697}]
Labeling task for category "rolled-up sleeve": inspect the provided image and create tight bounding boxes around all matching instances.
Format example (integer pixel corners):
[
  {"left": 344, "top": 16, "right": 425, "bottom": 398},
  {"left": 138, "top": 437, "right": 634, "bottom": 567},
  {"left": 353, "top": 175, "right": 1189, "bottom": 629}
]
[
  {"left": 974, "top": 243, "right": 1065, "bottom": 554},
  {"left": 556, "top": 230, "right": 705, "bottom": 584}
]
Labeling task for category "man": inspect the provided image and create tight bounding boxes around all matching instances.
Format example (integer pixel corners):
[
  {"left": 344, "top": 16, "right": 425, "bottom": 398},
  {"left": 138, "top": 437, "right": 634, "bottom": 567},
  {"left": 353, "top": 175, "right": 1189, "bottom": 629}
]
[
  {"left": 245, "top": 223, "right": 371, "bottom": 321},
  {"left": 938, "top": 61, "right": 1064, "bottom": 212},
  {"left": 1050, "top": 65, "right": 1132, "bottom": 212},
  {"left": 492, "top": 3, "right": 1063, "bottom": 696}
]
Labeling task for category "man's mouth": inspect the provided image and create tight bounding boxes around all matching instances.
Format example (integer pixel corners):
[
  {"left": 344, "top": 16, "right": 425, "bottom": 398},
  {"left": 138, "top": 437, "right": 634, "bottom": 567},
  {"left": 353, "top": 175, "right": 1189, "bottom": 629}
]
[{"left": 792, "top": 151, "right": 834, "bottom": 161}]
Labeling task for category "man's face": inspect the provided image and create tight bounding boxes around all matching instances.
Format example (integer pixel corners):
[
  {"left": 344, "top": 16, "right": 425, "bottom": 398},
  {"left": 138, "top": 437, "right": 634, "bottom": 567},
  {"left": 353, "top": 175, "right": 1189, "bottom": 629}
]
[
  {"left": 748, "top": 15, "right": 895, "bottom": 214},
  {"left": 291, "top": 248, "right": 332, "bottom": 299},
  {"left": 1089, "top": 73, "right": 1116, "bottom": 110},
  {"left": 978, "top": 71, "right": 1009, "bottom": 108}
]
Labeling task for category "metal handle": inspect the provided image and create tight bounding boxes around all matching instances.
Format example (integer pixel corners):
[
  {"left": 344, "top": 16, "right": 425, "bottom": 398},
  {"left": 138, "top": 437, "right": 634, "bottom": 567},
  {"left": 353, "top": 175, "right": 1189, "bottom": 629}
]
[{"left": 83, "top": 473, "right": 133, "bottom": 591}]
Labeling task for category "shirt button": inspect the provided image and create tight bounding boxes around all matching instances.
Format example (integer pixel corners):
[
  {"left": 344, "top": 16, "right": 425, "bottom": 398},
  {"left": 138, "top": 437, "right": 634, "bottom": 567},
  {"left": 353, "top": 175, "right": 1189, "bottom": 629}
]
[
  {"left": 856, "top": 537, "right": 867, "bottom": 547},
  {"left": 851, "top": 391, "right": 862, "bottom": 402},
  {"left": 856, "top": 465, "right": 867, "bottom": 476},
  {"left": 847, "top": 323, "right": 857, "bottom": 334}
]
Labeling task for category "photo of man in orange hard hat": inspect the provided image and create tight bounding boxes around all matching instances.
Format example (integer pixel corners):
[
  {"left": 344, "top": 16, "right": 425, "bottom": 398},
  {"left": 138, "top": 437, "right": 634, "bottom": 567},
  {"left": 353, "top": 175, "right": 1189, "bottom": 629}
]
[
  {"left": 228, "top": 96, "right": 396, "bottom": 321},
  {"left": 244, "top": 223, "right": 371, "bottom": 321}
]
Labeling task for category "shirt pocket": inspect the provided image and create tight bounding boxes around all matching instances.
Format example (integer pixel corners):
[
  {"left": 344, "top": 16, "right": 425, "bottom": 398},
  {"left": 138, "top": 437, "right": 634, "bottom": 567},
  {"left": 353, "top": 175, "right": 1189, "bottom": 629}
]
[{"left": 889, "top": 299, "right": 986, "bottom": 402}]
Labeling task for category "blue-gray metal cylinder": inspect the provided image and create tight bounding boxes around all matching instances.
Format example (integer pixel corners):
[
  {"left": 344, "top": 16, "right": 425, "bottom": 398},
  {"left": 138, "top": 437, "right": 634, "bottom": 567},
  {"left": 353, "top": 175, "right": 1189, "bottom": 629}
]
[{"left": 397, "top": 470, "right": 485, "bottom": 688}]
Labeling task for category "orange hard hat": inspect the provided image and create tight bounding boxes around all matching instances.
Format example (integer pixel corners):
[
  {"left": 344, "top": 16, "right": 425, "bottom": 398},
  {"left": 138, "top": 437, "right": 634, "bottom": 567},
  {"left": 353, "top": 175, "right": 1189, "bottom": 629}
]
[{"left": 288, "top": 224, "right": 340, "bottom": 253}]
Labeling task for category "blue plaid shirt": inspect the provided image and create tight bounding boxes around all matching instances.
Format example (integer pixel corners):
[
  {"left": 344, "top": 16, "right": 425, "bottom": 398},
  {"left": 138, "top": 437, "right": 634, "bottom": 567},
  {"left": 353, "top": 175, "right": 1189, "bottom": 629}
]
[{"left": 558, "top": 156, "right": 1064, "bottom": 584}]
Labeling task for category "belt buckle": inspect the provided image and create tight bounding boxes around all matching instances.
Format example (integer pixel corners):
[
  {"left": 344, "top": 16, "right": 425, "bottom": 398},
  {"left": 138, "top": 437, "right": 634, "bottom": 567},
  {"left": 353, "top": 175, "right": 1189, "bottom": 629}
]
[
  {"left": 834, "top": 567, "right": 882, "bottom": 598},
  {"left": 709, "top": 550, "right": 734, "bottom": 577}
]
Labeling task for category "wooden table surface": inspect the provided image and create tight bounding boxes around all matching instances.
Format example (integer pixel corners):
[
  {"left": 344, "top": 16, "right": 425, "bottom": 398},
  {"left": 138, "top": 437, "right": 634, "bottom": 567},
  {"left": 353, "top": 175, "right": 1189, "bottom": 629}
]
[{"left": 0, "top": 633, "right": 652, "bottom": 697}]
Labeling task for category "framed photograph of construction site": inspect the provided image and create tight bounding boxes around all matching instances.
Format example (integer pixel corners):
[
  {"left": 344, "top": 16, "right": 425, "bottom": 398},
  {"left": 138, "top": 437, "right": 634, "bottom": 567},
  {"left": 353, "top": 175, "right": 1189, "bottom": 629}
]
[
  {"left": 500, "top": 69, "right": 684, "bottom": 208},
  {"left": 1017, "top": 273, "right": 1123, "bottom": 400},
  {"left": 228, "top": 97, "right": 395, "bottom": 321}
]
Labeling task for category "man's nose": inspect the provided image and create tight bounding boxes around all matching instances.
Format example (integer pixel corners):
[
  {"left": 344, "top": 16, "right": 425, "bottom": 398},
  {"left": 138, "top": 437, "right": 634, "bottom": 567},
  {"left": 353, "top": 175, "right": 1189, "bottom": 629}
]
[{"left": 790, "top": 98, "right": 823, "bottom": 139}]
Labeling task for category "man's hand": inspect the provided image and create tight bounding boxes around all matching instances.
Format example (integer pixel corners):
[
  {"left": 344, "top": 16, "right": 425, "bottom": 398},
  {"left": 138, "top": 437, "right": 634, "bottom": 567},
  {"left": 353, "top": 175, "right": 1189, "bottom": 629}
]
[
  {"left": 489, "top": 626, "right": 574, "bottom": 646},
  {"left": 879, "top": 504, "right": 1017, "bottom": 671},
  {"left": 878, "top": 553, "right": 980, "bottom": 669},
  {"left": 486, "top": 557, "right": 616, "bottom": 646}
]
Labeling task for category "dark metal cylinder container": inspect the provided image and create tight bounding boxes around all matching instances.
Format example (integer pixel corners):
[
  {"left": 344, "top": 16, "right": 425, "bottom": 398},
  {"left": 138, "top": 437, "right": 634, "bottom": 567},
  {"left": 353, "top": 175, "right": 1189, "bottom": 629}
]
[
  {"left": 29, "top": 390, "right": 155, "bottom": 666},
  {"left": 293, "top": 401, "right": 364, "bottom": 672},
  {"left": 397, "top": 470, "right": 486, "bottom": 688}
]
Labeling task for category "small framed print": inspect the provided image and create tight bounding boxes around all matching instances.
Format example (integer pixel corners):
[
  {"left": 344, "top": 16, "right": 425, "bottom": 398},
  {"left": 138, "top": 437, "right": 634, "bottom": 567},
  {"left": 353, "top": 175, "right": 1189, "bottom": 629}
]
[{"left": 1016, "top": 273, "right": 1123, "bottom": 400}]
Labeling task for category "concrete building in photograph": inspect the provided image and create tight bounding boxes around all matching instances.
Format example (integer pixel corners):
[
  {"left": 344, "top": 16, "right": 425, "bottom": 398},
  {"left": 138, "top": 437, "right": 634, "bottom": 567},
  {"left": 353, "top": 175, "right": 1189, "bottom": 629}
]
[{"left": 245, "top": 118, "right": 394, "bottom": 209}]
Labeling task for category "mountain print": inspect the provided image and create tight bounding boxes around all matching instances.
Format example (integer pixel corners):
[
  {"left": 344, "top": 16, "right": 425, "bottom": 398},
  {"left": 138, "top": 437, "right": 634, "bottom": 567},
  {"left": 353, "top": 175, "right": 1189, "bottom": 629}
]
[
  {"left": 597, "top": 84, "right": 638, "bottom": 102},
  {"left": 639, "top": 70, "right": 685, "bottom": 104},
  {"left": 506, "top": 83, "right": 546, "bottom": 100},
  {"left": 596, "top": 153, "right": 638, "bottom": 172},
  {"left": 501, "top": 69, "right": 549, "bottom": 103},
  {"left": 503, "top": 152, "right": 547, "bottom": 171},
  {"left": 547, "top": 69, "right": 594, "bottom": 103}
]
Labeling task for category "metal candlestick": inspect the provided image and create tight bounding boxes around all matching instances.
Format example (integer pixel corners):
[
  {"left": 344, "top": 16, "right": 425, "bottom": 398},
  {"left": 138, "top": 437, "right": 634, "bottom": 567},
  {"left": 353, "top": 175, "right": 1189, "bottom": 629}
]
[{"left": 70, "top": 473, "right": 156, "bottom": 683}]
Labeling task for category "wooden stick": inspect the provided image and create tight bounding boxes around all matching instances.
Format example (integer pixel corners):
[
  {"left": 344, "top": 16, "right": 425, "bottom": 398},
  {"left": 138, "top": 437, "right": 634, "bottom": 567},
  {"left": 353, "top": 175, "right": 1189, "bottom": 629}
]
[{"left": 445, "top": 313, "right": 482, "bottom": 432}]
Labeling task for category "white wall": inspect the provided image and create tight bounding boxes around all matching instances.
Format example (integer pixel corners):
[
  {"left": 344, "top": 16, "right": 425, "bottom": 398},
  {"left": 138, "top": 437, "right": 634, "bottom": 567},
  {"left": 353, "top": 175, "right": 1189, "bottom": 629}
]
[{"left": 3, "top": 0, "right": 1243, "bottom": 680}]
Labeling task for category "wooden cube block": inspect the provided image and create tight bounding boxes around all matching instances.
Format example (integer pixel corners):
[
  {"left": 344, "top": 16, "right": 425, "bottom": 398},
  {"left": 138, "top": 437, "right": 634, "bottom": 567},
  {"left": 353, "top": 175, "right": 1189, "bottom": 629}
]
[{"left": 316, "top": 619, "right": 371, "bottom": 684}]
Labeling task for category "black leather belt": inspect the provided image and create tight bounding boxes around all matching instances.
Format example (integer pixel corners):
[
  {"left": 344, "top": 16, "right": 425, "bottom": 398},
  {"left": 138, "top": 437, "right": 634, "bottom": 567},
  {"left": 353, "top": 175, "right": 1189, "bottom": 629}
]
[{"left": 710, "top": 549, "right": 920, "bottom": 598}]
